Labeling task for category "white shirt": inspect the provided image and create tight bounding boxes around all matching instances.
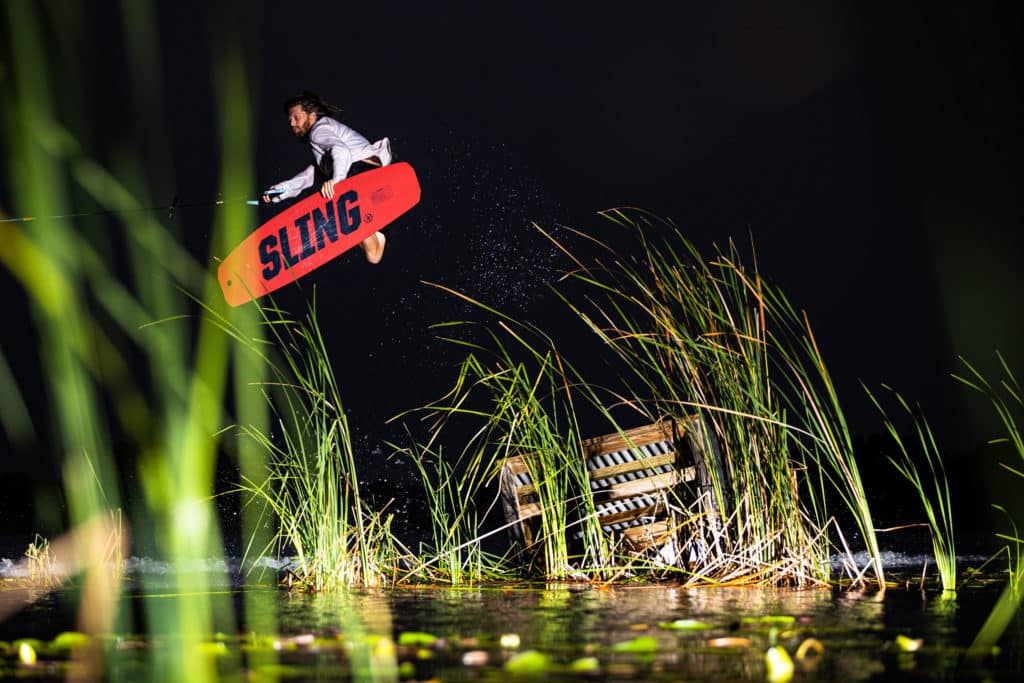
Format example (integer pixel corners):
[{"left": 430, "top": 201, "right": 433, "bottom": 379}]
[{"left": 271, "top": 117, "right": 388, "bottom": 200}]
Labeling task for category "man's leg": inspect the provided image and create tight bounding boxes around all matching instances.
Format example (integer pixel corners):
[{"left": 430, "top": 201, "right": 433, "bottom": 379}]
[{"left": 359, "top": 231, "right": 386, "bottom": 264}]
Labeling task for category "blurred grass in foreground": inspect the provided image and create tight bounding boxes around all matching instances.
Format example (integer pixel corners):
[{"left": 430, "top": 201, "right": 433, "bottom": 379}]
[{"left": 1, "top": 1, "right": 273, "bottom": 681}]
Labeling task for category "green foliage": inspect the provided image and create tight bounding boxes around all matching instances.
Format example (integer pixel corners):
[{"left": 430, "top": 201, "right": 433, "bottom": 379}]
[
  {"left": 394, "top": 210, "right": 886, "bottom": 587},
  {"left": 547, "top": 211, "right": 878, "bottom": 586},
  {"left": 955, "top": 354, "right": 1024, "bottom": 655},
  {"left": 221, "top": 298, "right": 412, "bottom": 590},
  {"left": 865, "top": 385, "right": 957, "bottom": 595},
  {"left": 394, "top": 286, "right": 613, "bottom": 581},
  {"left": 1, "top": 3, "right": 272, "bottom": 679},
  {"left": 395, "top": 434, "right": 513, "bottom": 584},
  {"left": 23, "top": 535, "right": 55, "bottom": 587}
]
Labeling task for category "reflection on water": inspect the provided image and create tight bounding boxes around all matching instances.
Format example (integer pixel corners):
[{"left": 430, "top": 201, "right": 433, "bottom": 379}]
[
  {"left": 236, "top": 582, "right": 1007, "bottom": 682},
  {"left": 0, "top": 559, "right": 1016, "bottom": 681}
]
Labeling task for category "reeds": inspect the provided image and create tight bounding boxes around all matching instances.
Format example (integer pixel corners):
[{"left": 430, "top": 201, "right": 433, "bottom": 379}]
[
  {"left": 220, "top": 297, "right": 412, "bottom": 590},
  {"left": 956, "top": 354, "right": 1024, "bottom": 656},
  {"left": 865, "top": 385, "right": 956, "bottom": 595},
  {"left": 2, "top": 3, "right": 272, "bottom": 680},
  {"left": 389, "top": 211, "right": 889, "bottom": 586},
  {"left": 397, "top": 288, "right": 613, "bottom": 580},
  {"left": 542, "top": 210, "right": 878, "bottom": 586},
  {"left": 24, "top": 535, "right": 57, "bottom": 588},
  {"left": 397, "top": 434, "right": 513, "bottom": 584}
]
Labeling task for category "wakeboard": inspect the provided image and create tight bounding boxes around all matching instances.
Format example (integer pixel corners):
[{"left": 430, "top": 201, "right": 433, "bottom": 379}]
[{"left": 218, "top": 161, "right": 420, "bottom": 306}]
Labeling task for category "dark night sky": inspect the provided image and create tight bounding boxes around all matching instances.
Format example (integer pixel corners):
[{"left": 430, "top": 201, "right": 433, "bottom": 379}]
[
  {"left": 197, "top": 2, "right": 1022, "bottom": 445},
  {"left": 2, "top": 1, "right": 1024, "bottom": 536}
]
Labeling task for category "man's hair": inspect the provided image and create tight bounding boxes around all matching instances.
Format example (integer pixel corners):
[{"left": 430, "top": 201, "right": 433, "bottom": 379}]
[{"left": 283, "top": 91, "right": 337, "bottom": 118}]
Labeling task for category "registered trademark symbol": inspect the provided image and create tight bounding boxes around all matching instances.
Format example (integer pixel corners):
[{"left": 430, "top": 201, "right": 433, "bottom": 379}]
[{"left": 365, "top": 212, "right": 374, "bottom": 223}]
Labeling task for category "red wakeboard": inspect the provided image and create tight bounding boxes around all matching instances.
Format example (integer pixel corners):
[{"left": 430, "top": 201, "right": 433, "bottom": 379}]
[{"left": 218, "top": 162, "right": 420, "bottom": 306}]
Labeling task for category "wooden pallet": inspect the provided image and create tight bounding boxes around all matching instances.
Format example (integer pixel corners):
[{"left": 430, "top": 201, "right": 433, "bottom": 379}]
[{"left": 499, "top": 415, "right": 721, "bottom": 554}]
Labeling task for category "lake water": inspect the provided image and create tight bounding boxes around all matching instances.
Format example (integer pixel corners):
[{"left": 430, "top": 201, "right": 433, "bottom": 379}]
[{"left": 0, "top": 552, "right": 1019, "bottom": 681}]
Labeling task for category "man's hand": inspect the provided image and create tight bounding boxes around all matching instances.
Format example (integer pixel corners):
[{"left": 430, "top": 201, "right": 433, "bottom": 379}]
[{"left": 321, "top": 180, "right": 336, "bottom": 199}]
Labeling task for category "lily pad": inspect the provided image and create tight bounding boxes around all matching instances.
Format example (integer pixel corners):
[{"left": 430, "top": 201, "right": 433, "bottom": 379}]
[
  {"left": 50, "top": 632, "right": 91, "bottom": 651},
  {"left": 896, "top": 634, "right": 923, "bottom": 652},
  {"left": 397, "top": 631, "right": 438, "bottom": 647},
  {"left": 611, "top": 635, "right": 658, "bottom": 654},
  {"left": 18, "top": 642, "right": 37, "bottom": 665},
  {"left": 742, "top": 615, "right": 796, "bottom": 625},
  {"left": 659, "top": 619, "right": 713, "bottom": 631},
  {"left": 765, "top": 646, "right": 794, "bottom": 683},
  {"left": 505, "top": 650, "right": 551, "bottom": 674},
  {"left": 570, "top": 656, "right": 601, "bottom": 673}
]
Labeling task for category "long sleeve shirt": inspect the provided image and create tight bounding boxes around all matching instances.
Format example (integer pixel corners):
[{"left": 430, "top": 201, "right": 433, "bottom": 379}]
[{"left": 272, "top": 117, "right": 389, "bottom": 200}]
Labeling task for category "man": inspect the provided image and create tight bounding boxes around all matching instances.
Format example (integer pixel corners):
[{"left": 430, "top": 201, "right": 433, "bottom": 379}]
[{"left": 263, "top": 91, "right": 392, "bottom": 264}]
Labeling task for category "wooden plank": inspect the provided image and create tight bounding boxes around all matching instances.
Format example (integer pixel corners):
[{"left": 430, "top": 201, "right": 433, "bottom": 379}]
[
  {"left": 622, "top": 522, "right": 671, "bottom": 547},
  {"left": 588, "top": 452, "right": 677, "bottom": 481},
  {"left": 582, "top": 423, "right": 673, "bottom": 456},
  {"left": 518, "top": 502, "right": 542, "bottom": 519},
  {"left": 597, "top": 503, "right": 663, "bottom": 527},
  {"left": 581, "top": 416, "right": 700, "bottom": 456},
  {"left": 512, "top": 462, "right": 694, "bottom": 503},
  {"left": 500, "top": 416, "right": 698, "bottom": 486},
  {"left": 600, "top": 471, "right": 681, "bottom": 500},
  {"left": 499, "top": 416, "right": 710, "bottom": 554},
  {"left": 502, "top": 456, "right": 531, "bottom": 477}
]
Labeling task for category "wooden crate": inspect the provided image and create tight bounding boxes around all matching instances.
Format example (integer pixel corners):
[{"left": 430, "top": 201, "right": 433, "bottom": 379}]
[{"left": 499, "top": 415, "right": 720, "bottom": 554}]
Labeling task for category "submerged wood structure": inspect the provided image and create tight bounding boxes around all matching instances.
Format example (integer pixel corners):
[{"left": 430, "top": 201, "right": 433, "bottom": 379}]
[{"left": 499, "top": 415, "right": 727, "bottom": 560}]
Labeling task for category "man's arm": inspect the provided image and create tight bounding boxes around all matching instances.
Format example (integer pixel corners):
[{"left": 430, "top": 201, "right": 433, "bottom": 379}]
[
  {"left": 310, "top": 124, "right": 356, "bottom": 198},
  {"left": 264, "top": 165, "right": 315, "bottom": 203}
]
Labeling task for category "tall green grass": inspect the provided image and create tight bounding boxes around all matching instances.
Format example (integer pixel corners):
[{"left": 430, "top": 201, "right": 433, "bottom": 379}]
[
  {"left": 396, "top": 285, "right": 613, "bottom": 580},
  {"left": 394, "top": 211, "right": 883, "bottom": 586},
  {"left": 865, "top": 385, "right": 956, "bottom": 595},
  {"left": 541, "top": 211, "right": 879, "bottom": 586},
  {"left": 956, "top": 354, "right": 1024, "bottom": 656},
  {"left": 395, "top": 430, "right": 513, "bottom": 584},
  {"left": 211, "top": 296, "right": 412, "bottom": 590},
  {"left": 1, "top": 2, "right": 275, "bottom": 680}
]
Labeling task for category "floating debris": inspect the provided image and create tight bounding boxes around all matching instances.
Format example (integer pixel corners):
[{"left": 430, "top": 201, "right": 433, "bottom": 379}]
[
  {"left": 18, "top": 641, "right": 36, "bottom": 665},
  {"left": 795, "top": 637, "right": 824, "bottom": 660},
  {"left": 742, "top": 615, "right": 796, "bottom": 625},
  {"left": 570, "top": 656, "right": 601, "bottom": 673},
  {"left": 896, "top": 634, "right": 923, "bottom": 652},
  {"left": 660, "top": 619, "right": 713, "bottom": 631},
  {"left": 504, "top": 650, "right": 551, "bottom": 674},
  {"left": 765, "top": 645, "right": 794, "bottom": 683},
  {"left": 611, "top": 635, "right": 658, "bottom": 654},
  {"left": 708, "top": 637, "right": 753, "bottom": 648},
  {"left": 398, "top": 631, "right": 438, "bottom": 647}
]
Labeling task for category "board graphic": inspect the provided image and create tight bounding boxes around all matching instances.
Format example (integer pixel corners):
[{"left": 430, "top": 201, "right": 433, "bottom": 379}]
[{"left": 218, "top": 162, "right": 420, "bottom": 306}]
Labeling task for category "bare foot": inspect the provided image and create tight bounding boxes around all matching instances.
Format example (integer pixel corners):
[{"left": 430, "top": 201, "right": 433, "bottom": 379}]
[{"left": 365, "top": 232, "right": 386, "bottom": 264}]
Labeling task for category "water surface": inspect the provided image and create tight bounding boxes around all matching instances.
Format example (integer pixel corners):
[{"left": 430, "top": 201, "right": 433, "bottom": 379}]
[{"left": 0, "top": 553, "right": 1018, "bottom": 681}]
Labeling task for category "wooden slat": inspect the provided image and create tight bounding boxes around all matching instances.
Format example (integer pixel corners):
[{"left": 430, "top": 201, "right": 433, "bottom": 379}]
[
  {"left": 588, "top": 451, "right": 676, "bottom": 481},
  {"left": 597, "top": 503, "right": 662, "bottom": 527},
  {"left": 518, "top": 502, "right": 542, "bottom": 519},
  {"left": 512, "top": 463, "right": 694, "bottom": 503},
  {"left": 601, "top": 471, "right": 681, "bottom": 499},
  {"left": 500, "top": 416, "right": 707, "bottom": 552},
  {"left": 582, "top": 422, "right": 673, "bottom": 456},
  {"left": 581, "top": 416, "right": 700, "bottom": 456},
  {"left": 502, "top": 455, "right": 530, "bottom": 477},
  {"left": 622, "top": 521, "right": 671, "bottom": 547}
]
